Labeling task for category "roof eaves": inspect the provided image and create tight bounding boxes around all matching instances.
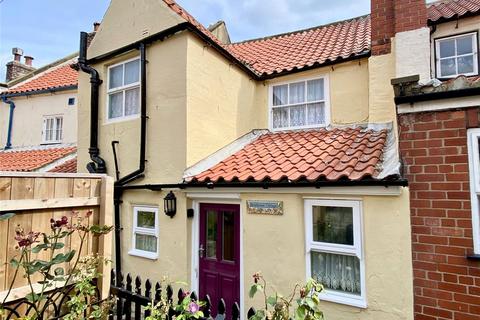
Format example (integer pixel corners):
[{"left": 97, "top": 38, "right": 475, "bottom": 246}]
[{"left": 0, "top": 85, "right": 78, "bottom": 98}]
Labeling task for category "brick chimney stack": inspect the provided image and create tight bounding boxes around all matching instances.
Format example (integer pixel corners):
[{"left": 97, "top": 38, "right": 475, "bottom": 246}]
[
  {"left": 24, "top": 56, "right": 34, "bottom": 67},
  {"left": 371, "top": 0, "right": 427, "bottom": 56},
  {"left": 5, "top": 48, "right": 36, "bottom": 82}
]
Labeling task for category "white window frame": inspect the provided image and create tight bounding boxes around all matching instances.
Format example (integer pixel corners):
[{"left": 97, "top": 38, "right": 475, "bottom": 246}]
[
  {"left": 467, "top": 128, "right": 480, "bottom": 254},
  {"left": 42, "top": 115, "right": 63, "bottom": 144},
  {"left": 129, "top": 206, "right": 159, "bottom": 260},
  {"left": 106, "top": 56, "right": 141, "bottom": 123},
  {"left": 435, "top": 32, "right": 479, "bottom": 78},
  {"left": 268, "top": 74, "right": 330, "bottom": 131},
  {"left": 304, "top": 199, "right": 366, "bottom": 308}
]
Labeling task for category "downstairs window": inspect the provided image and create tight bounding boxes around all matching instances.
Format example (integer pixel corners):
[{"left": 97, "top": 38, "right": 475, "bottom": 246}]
[
  {"left": 305, "top": 199, "right": 366, "bottom": 308},
  {"left": 129, "top": 206, "right": 159, "bottom": 259},
  {"left": 468, "top": 128, "right": 480, "bottom": 254}
]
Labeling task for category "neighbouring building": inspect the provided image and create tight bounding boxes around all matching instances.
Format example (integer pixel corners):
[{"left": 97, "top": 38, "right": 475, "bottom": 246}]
[
  {"left": 0, "top": 51, "right": 78, "bottom": 173},
  {"left": 75, "top": 0, "right": 423, "bottom": 319},
  {"left": 390, "top": 0, "right": 480, "bottom": 319}
]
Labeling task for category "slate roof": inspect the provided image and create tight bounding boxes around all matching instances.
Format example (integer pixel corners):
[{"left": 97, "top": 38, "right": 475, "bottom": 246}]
[
  {"left": 48, "top": 158, "right": 77, "bottom": 173},
  {"left": 187, "top": 128, "right": 389, "bottom": 183},
  {"left": 0, "top": 146, "right": 76, "bottom": 172},
  {"left": 427, "top": 0, "right": 480, "bottom": 23}
]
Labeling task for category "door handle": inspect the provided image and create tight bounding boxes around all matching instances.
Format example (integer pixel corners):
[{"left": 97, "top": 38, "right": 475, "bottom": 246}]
[{"left": 199, "top": 244, "right": 205, "bottom": 258}]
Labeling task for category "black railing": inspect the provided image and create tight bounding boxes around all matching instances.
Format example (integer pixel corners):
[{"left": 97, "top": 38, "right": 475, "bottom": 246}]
[
  {"left": 1, "top": 283, "right": 99, "bottom": 320},
  {"left": 110, "top": 270, "right": 257, "bottom": 320}
]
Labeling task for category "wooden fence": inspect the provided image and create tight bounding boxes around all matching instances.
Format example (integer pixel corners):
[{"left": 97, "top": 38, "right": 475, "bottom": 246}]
[{"left": 0, "top": 173, "right": 114, "bottom": 302}]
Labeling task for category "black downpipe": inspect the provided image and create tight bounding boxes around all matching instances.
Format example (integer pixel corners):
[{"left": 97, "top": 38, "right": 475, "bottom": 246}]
[
  {"left": 1, "top": 97, "right": 15, "bottom": 150},
  {"left": 78, "top": 31, "right": 107, "bottom": 174},
  {"left": 112, "top": 43, "right": 148, "bottom": 281},
  {"left": 116, "top": 43, "right": 148, "bottom": 186}
]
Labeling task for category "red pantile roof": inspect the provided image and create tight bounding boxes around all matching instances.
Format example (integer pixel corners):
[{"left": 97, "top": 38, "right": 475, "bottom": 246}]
[
  {"left": 162, "top": 0, "right": 480, "bottom": 77},
  {"left": 0, "top": 147, "right": 76, "bottom": 172},
  {"left": 427, "top": 0, "right": 480, "bottom": 23},
  {"left": 48, "top": 158, "right": 77, "bottom": 173},
  {"left": 189, "top": 128, "right": 388, "bottom": 183},
  {"left": 6, "top": 63, "right": 78, "bottom": 95},
  {"left": 227, "top": 16, "right": 371, "bottom": 76}
]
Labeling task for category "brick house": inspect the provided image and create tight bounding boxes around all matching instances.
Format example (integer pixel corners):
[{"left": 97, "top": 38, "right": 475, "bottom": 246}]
[{"left": 392, "top": 0, "right": 480, "bottom": 319}]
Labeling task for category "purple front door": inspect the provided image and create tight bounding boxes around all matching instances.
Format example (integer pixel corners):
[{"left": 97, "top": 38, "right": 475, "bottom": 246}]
[{"left": 199, "top": 203, "right": 240, "bottom": 316}]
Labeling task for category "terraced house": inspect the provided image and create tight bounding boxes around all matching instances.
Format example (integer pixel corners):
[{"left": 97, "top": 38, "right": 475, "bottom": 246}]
[
  {"left": 76, "top": 0, "right": 479, "bottom": 319},
  {"left": 391, "top": 0, "right": 480, "bottom": 319},
  {"left": 0, "top": 51, "right": 79, "bottom": 173}
]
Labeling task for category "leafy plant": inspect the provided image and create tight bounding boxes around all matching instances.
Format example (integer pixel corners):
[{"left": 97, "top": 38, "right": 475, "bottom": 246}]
[
  {"left": 145, "top": 279, "right": 205, "bottom": 320},
  {"left": 0, "top": 210, "right": 113, "bottom": 320},
  {"left": 249, "top": 272, "right": 324, "bottom": 320}
]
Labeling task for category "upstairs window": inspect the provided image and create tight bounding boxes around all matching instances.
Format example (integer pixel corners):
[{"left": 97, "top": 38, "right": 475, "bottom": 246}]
[
  {"left": 107, "top": 58, "right": 140, "bottom": 121},
  {"left": 435, "top": 33, "right": 478, "bottom": 78},
  {"left": 42, "top": 115, "right": 63, "bottom": 144},
  {"left": 467, "top": 129, "right": 480, "bottom": 254},
  {"left": 270, "top": 76, "right": 329, "bottom": 130}
]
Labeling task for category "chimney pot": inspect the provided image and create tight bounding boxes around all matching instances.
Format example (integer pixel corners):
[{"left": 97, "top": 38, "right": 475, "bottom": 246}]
[
  {"left": 12, "top": 47, "right": 23, "bottom": 62},
  {"left": 24, "top": 56, "right": 34, "bottom": 67},
  {"left": 93, "top": 22, "right": 100, "bottom": 32}
]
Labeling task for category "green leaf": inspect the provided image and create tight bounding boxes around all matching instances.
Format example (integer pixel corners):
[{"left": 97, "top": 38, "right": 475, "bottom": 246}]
[
  {"left": 25, "top": 292, "right": 40, "bottom": 303},
  {"left": 0, "top": 213, "right": 15, "bottom": 221},
  {"left": 52, "top": 242, "right": 65, "bottom": 250},
  {"left": 54, "top": 267, "right": 64, "bottom": 276},
  {"left": 10, "top": 258, "right": 20, "bottom": 269},
  {"left": 32, "top": 244, "right": 48, "bottom": 253},
  {"left": 295, "top": 306, "right": 306, "bottom": 320},
  {"left": 249, "top": 284, "right": 259, "bottom": 298},
  {"left": 267, "top": 296, "right": 277, "bottom": 306}
]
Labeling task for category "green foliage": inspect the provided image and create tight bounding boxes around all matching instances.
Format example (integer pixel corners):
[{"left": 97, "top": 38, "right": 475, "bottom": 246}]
[
  {"left": 1, "top": 211, "right": 113, "bottom": 319},
  {"left": 248, "top": 273, "right": 324, "bottom": 320},
  {"left": 145, "top": 278, "right": 205, "bottom": 320},
  {"left": 0, "top": 212, "right": 15, "bottom": 221}
]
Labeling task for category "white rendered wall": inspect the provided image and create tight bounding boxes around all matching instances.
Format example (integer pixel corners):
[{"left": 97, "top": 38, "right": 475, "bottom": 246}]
[{"left": 395, "top": 27, "right": 431, "bottom": 81}]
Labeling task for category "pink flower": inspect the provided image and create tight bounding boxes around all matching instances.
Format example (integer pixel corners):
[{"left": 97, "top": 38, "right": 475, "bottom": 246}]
[
  {"left": 15, "top": 227, "right": 40, "bottom": 248},
  {"left": 50, "top": 216, "right": 69, "bottom": 230},
  {"left": 188, "top": 301, "right": 199, "bottom": 314}
]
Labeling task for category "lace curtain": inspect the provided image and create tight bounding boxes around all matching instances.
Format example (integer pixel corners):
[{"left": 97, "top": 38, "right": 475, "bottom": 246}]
[
  {"left": 135, "top": 234, "right": 157, "bottom": 253},
  {"left": 311, "top": 251, "right": 361, "bottom": 295}
]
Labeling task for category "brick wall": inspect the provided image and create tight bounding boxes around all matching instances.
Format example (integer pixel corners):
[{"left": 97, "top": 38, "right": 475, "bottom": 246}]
[
  {"left": 5, "top": 61, "right": 35, "bottom": 82},
  {"left": 371, "top": 0, "right": 427, "bottom": 56},
  {"left": 398, "top": 108, "right": 480, "bottom": 320}
]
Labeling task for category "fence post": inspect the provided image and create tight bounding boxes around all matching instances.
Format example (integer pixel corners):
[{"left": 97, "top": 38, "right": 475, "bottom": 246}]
[{"left": 98, "top": 176, "right": 114, "bottom": 299}]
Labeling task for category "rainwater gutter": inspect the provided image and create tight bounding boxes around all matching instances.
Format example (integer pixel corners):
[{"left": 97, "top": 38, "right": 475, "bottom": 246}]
[{"left": 1, "top": 97, "right": 15, "bottom": 150}]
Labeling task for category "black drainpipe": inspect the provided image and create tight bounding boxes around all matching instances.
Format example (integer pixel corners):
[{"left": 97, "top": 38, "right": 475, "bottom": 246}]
[
  {"left": 78, "top": 31, "right": 107, "bottom": 174},
  {"left": 112, "top": 42, "right": 148, "bottom": 280},
  {"left": 1, "top": 97, "right": 15, "bottom": 150}
]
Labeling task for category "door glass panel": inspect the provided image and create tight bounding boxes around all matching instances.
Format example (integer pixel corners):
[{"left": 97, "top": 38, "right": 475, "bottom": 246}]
[
  {"left": 312, "top": 206, "right": 354, "bottom": 245},
  {"left": 222, "top": 211, "right": 234, "bottom": 262},
  {"left": 206, "top": 210, "right": 217, "bottom": 259}
]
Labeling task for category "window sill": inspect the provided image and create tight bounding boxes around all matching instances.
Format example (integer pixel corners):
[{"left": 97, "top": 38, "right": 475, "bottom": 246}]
[
  {"left": 320, "top": 290, "right": 367, "bottom": 309},
  {"left": 467, "top": 254, "right": 480, "bottom": 261},
  {"left": 104, "top": 114, "right": 140, "bottom": 125},
  {"left": 41, "top": 141, "right": 62, "bottom": 145},
  {"left": 128, "top": 249, "right": 158, "bottom": 260}
]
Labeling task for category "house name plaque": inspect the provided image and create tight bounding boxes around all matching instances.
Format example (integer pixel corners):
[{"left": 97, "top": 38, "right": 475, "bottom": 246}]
[{"left": 246, "top": 200, "right": 283, "bottom": 215}]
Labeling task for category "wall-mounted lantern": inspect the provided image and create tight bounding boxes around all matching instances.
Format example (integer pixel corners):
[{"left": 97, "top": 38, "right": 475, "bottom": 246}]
[{"left": 164, "top": 191, "right": 176, "bottom": 218}]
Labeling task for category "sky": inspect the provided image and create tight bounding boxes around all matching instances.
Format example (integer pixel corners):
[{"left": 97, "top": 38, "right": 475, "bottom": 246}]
[{"left": 0, "top": 0, "right": 435, "bottom": 81}]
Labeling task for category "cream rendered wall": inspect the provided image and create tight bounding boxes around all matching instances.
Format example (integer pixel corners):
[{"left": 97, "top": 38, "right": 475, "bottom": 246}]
[
  {"left": 395, "top": 28, "right": 431, "bottom": 81},
  {"left": 0, "top": 91, "right": 77, "bottom": 148},
  {"left": 78, "top": 33, "right": 188, "bottom": 184},
  {"left": 368, "top": 53, "right": 397, "bottom": 124},
  {"left": 87, "top": 0, "right": 184, "bottom": 59},
  {"left": 265, "top": 60, "right": 370, "bottom": 126},
  {"left": 241, "top": 189, "right": 413, "bottom": 320},
  {"left": 430, "top": 16, "right": 480, "bottom": 79},
  {"left": 185, "top": 34, "right": 266, "bottom": 166}
]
